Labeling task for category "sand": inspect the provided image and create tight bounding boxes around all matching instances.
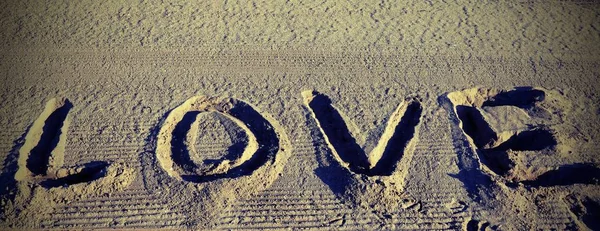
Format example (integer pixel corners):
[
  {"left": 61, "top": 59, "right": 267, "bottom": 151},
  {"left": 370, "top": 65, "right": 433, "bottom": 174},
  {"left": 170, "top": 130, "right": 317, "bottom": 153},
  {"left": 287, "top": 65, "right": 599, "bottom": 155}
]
[{"left": 0, "top": 0, "right": 599, "bottom": 230}]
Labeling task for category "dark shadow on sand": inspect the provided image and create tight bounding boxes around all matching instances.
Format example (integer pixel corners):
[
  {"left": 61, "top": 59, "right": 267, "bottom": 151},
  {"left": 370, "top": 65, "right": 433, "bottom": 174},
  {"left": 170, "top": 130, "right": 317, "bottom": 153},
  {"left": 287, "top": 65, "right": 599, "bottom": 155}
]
[
  {"left": 306, "top": 91, "right": 422, "bottom": 176},
  {"left": 27, "top": 100, "right": 72, "bottom": 175},
  {"left": 41, "top": 161, "right": 109, "bottom": 188}
]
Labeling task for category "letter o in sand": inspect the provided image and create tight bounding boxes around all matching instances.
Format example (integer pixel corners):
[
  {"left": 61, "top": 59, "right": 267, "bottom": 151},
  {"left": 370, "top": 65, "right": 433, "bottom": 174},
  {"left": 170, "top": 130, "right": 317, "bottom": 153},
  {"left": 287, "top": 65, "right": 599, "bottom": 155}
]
[{"left": 145, "top": 96, "right": 290, "bottom": 228}]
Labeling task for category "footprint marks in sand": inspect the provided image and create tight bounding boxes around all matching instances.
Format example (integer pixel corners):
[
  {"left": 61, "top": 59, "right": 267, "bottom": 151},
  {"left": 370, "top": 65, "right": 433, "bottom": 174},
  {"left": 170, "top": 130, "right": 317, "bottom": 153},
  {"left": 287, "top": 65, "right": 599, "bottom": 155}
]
[
  {"left": 563, "top": 194, "right": 600, "bottom": 230},
  {"left": 303, "top": 90, "right": 423, "bottom": 213},
  {"left": 464, "top": 218, "right": 498, "bottom": 231}
]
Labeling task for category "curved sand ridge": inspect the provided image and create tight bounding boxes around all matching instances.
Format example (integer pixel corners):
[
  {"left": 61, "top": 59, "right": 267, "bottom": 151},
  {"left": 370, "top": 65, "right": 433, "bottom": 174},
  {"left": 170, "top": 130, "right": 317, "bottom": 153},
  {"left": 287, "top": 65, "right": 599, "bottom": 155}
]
[{"left": 141, "top": 95, "right": 291, "bottom": 228}]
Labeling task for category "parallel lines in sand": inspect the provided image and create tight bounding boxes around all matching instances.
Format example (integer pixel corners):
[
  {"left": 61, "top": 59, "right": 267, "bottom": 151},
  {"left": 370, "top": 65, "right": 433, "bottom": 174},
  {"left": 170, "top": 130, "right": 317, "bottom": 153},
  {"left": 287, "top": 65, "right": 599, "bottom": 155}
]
[
  {"left": 0, "top": 134, "right": 24, "bottom": 141},
  {"left": 0, "top": 130, "right": 28, "bottom": 135},
  {"left": 46, "top": 221, "right": 185, "bottom": 229},
  {"left": 239, "top": 189, "right": 336, "bottom": 198},
  {"left": 258, "top": 185, "right": 332, "bottom": 194},
  {"left": 392, "top": 217, "right": 465, "bottom": 224},
  {"left": 58, "top": 205, "right": 184, "bottom": 215},
  {"left": 67, "top": 130, "right": 151, "bottom": 136},
  {"left": 114, "top": 220, "right": 187, "bottom": 228},
  {"left": 218, "top": 212, "right": 378, "bottom": 229},
  {"left": 0, "top": 141, "right": 18, "bottom": 148},
  {"left": 64, "top": 142, "right": 144, "bottom": 149},
  {"left": 50, "top": 193, "right": 173, "bottom": 226},
  {"left": 220, "top": 183, "right": 349, "bottom": 228},
  {"left": 228, "top": 199, "right": 343, "bottom": 210},
  {"left": 232, "top": 200, "right": 341, "bottom": 208},
  {"left": 68, "top": 121, "right": 157, "bottom": 127},
  {"left": 219, "top": 222, "right": 377, "bottom": 229},
  {"left": 64, "top": 137, "right": 144, "bottom": 144},
  {"left": 218, "top": 215, "right": 464, "bottom": 230},
  {"left": 414, "top": 144, "right": 455, "bottom": 149},
  {"left": 66, "top": 154, "right": 141, "bottom": 161},
  {"left": 226, "top": 206, "right": 347, "bottom": 215},
  {"left": 411, "top": 208, "right": 468, "bottom": 218},
  {"left": 62, "top": 144, "right": 143, "bottom": 160},
  {"left": 65, "top": 144, "right": 142, "bottom": 149},
  {"left": 64, "top": 135, "right": 146, "bottom": 142},
  {"left": 51, "top": 214, "right": 184, "bottom": 227},
  {"left": 73, "top": 151, "right": 140, "bottom": 158},
  {"left": 218, "top": 223, "right": 362, "bottom": 230},
  {"left": 247, "top": 190, "right": 335, "bottom": 200},
  {"left": 73, "top": 155, "right": 139, "bottom": 161},
  {"left": 221, "top": 212, "right": 355, "bottom": 221},
  {"left": 53, "top": 208, "right": 177, "bottom": 219},
  {"left": 68, "top": 128, "right": 151, "bottom": 134},
  {"left": 385, "top": 222, "right": 463, "bottom": 230},
  {"left": 66, "top": 149, "right": 141, "bottom": 156},
  {"left": 411, "top": 153, "right": 457, "bottom": 157},
  {"left": 64, "top": 197, "right": 165, "bottom": 208},
  {"left": 0, "top": 131, "right": 25, "bottom": 156},
  {"left": 72, "top": 192, "right": 151, "bottom": 202},
  {"left": 69, "top": 192, "right": 154, "bottom": 202},
  {"left": 534, "top": 201, "right": 577, "bottom": 228},
  {"left": 251, "top": 190, "right": 335, "bottom": 198},
  {"left": 411, "top": 197, "right": 467, "bottom": 213}
]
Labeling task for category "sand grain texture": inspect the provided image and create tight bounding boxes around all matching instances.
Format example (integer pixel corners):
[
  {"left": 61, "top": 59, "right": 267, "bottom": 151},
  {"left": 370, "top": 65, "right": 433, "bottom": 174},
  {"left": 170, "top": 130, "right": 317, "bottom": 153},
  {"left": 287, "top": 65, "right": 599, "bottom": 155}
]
[{"left": 1, "top": 0, "right": 600, "bottom": 230}]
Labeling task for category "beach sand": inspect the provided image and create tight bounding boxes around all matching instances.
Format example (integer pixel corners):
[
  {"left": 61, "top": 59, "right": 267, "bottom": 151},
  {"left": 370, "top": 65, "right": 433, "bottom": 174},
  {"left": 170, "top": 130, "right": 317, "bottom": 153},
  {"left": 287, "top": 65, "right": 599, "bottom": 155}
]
[{"left": 1, "top": 0, "right": 599, "bottom": 229}]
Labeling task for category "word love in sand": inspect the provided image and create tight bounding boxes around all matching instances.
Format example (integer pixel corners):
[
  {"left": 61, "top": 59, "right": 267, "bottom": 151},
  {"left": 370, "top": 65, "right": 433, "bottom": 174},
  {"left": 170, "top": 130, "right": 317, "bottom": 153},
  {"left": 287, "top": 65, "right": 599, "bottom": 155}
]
[{"left": 16, "top": 87, "right": 558, "bottom": 188}]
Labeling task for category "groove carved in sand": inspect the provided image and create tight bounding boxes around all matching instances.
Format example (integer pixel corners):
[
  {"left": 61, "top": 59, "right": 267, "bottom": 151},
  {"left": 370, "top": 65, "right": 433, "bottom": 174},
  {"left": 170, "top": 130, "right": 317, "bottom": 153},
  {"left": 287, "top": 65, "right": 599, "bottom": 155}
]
[
  {"left": 563, "top": 194, "right": 600, "bottom": 230},
  {"left": 446, "top": 87, "right": 600, "bottom": 186},
  {"left": 15, "top": 98, "right": 120, "bottom": 188},
  {"left": 145, "top": 95, "right": 290, "bottom": 228},
  {"left": 155, "top": 96, "right": 283, "bottom": 182},
  {"left": 303, "top": 90, "right": 422, "bottom": 213},
  {"left": 303, "top": 90, "right": 422, "bottom": 177},
  {"left": 4, "top": 98, "right": 135, "bottom": 228}
]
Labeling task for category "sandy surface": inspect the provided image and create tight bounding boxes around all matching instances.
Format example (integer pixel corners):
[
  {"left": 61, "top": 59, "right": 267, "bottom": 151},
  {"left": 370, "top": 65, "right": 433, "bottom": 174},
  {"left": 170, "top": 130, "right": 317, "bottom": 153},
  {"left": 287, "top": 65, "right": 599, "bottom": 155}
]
[{"left": 1, "top": 0, "right": 600, "bottom": 230}]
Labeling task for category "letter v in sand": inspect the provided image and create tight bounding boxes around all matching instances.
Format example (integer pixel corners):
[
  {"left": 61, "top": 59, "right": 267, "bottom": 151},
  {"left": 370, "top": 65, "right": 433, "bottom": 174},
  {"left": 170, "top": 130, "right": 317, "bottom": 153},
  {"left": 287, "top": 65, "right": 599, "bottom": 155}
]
[{"left": 303, "top": 90, "right": 423, "bottom": 216}]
